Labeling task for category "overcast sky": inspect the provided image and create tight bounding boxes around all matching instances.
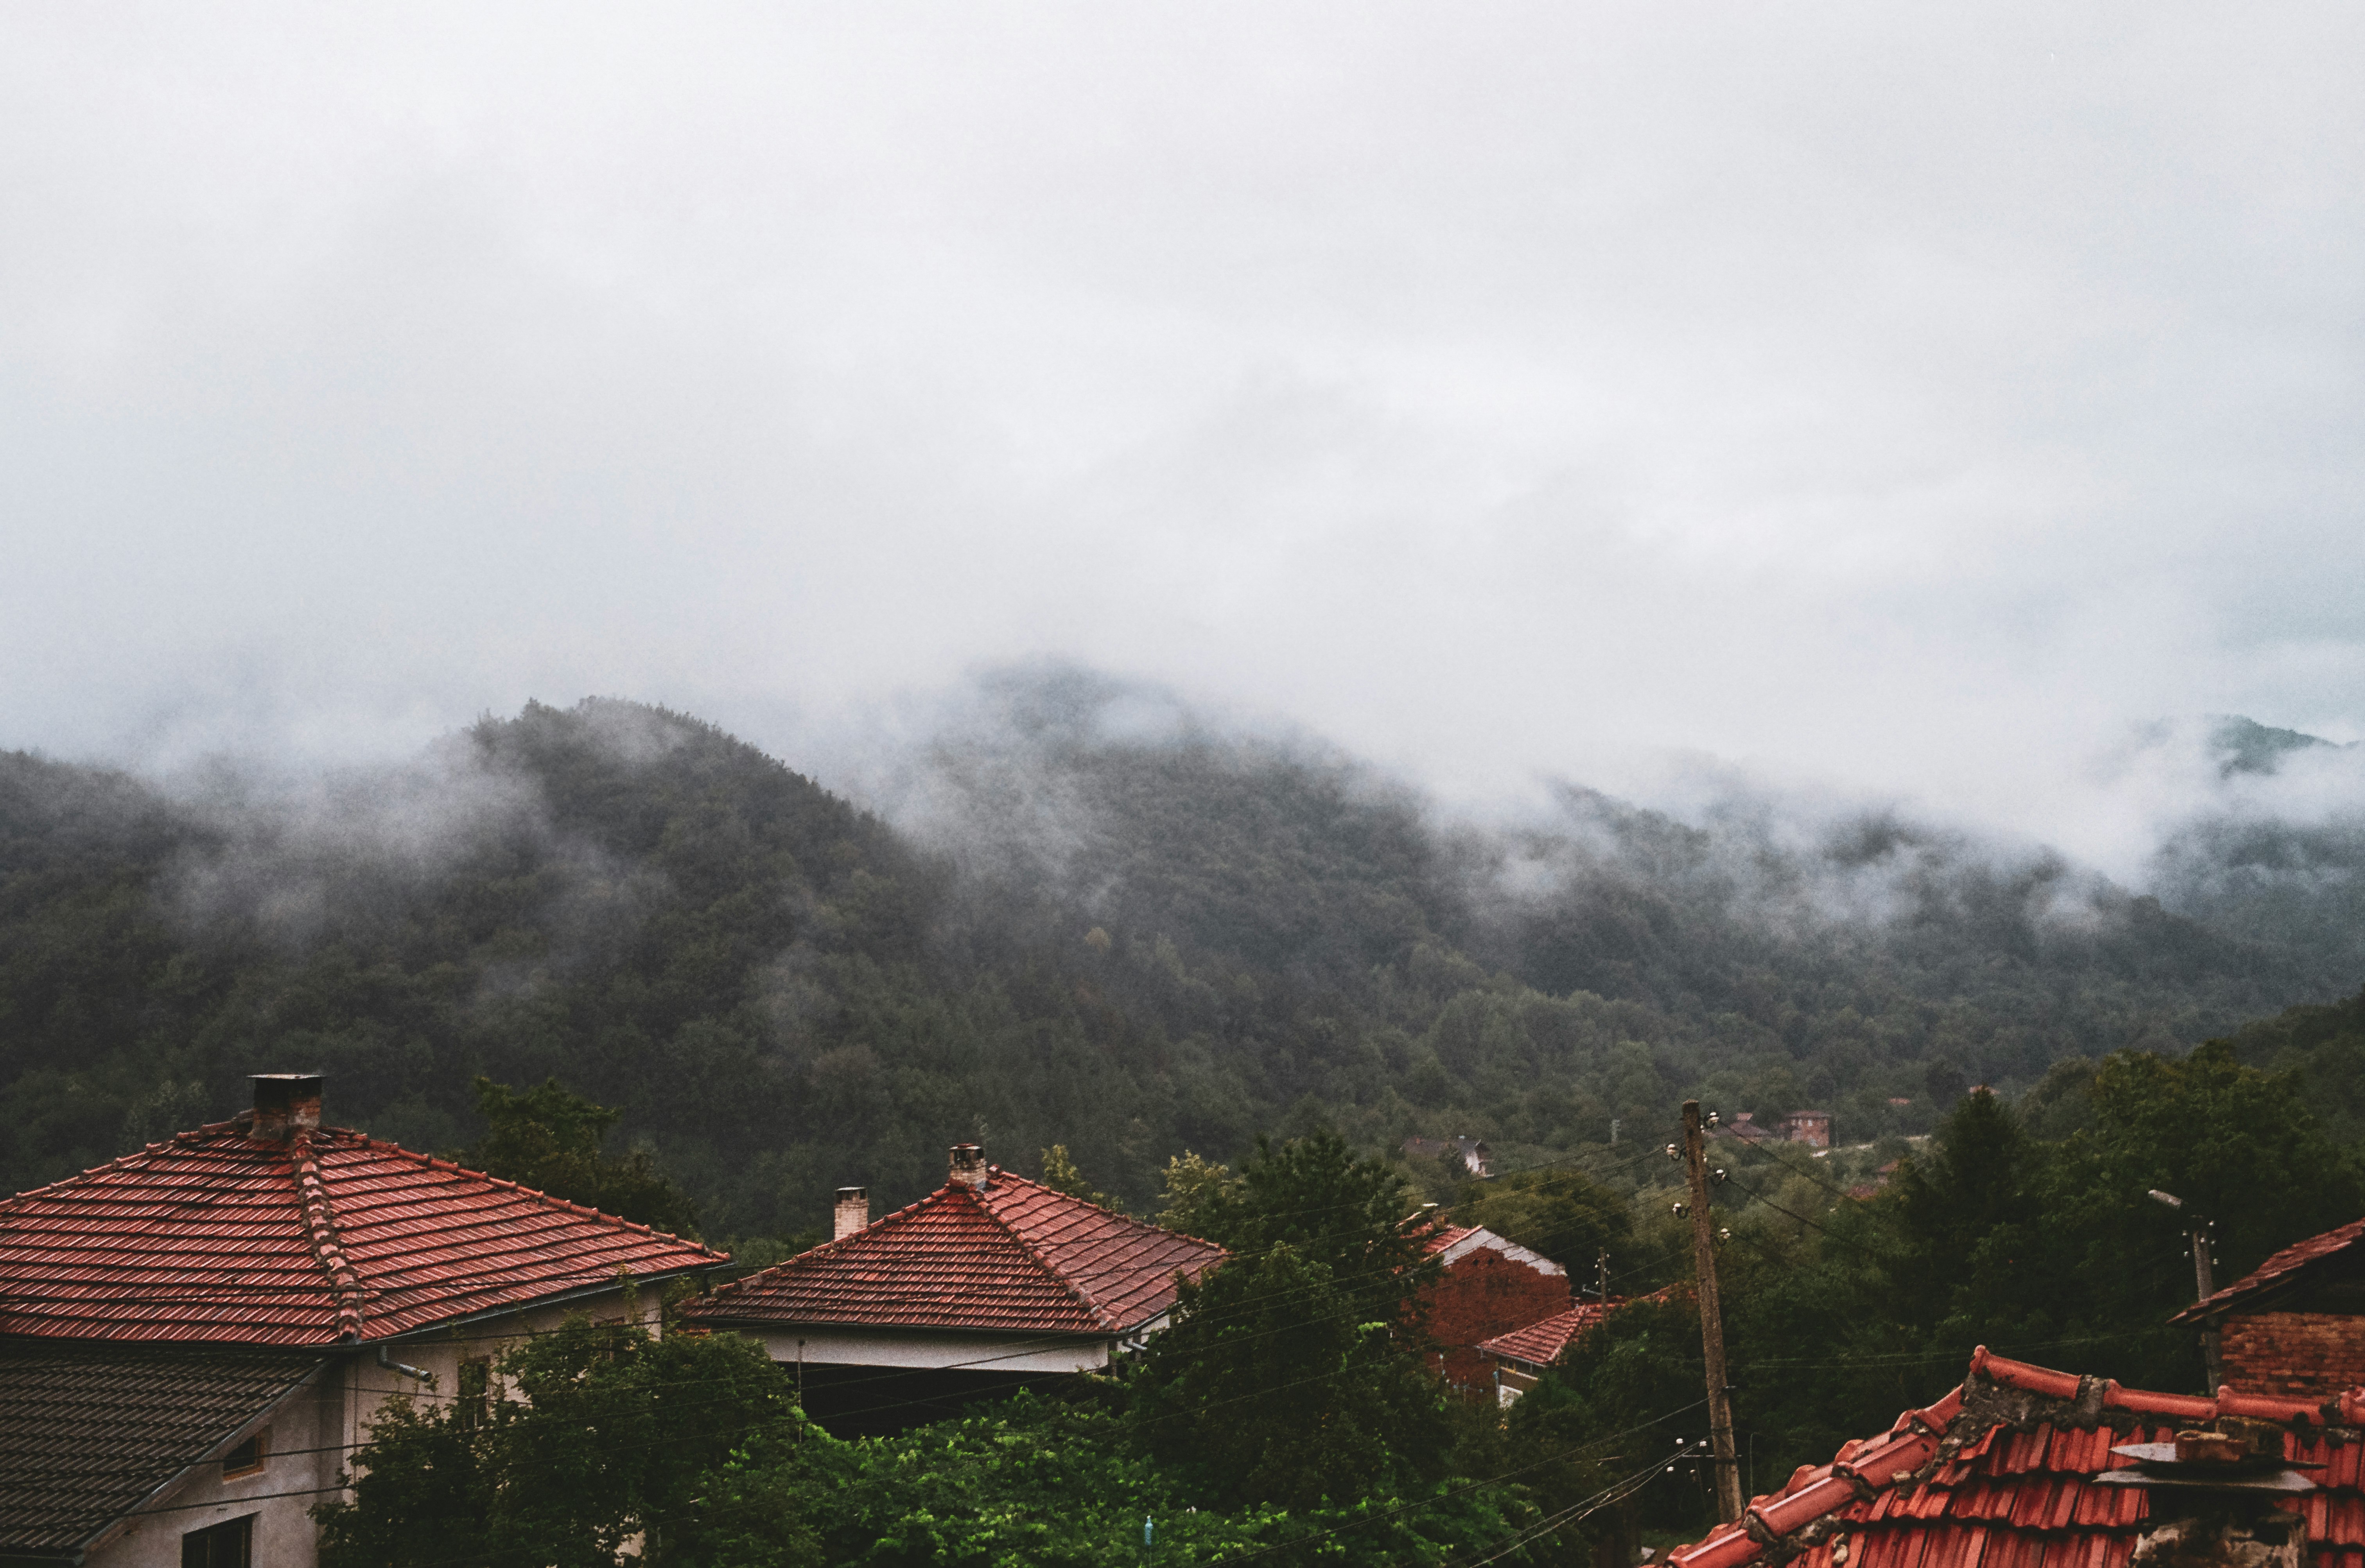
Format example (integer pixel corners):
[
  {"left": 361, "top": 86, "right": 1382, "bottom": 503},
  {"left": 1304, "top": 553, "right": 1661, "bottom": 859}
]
[{"left": 4, "top": 4, "right": 2361, "bottom": 862}]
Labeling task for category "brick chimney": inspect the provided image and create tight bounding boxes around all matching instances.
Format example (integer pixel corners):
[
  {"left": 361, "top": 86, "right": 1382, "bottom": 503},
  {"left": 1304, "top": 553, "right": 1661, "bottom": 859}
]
[
  {"left": 834, "top": 1186, "right": 870, "bottom": 1240},
  {"left": 949, "top": 1143, "right": 988, "bottom": 1188},
  {"left": 249, "top": 1073, "right": 323, "bottom": 1142}
]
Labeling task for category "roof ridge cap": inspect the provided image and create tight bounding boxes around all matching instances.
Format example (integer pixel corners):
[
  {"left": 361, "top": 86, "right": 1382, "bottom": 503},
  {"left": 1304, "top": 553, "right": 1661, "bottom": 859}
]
[
  {"left": 291, "top": 1130, "right": 368, "bottom": 1339},
  {"left": 974, "top": 1181, "right": 1116, "bottom": 1331}
]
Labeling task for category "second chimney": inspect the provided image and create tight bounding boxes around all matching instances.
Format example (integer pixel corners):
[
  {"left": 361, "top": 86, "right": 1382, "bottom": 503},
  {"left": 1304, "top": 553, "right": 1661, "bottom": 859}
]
[
  {"left": 948, "top": 1143, "right": 988, "bottom": 1188},
  {"left": 833, "top": 1186, "right": 870, "bottom": 1240},
  {"left": 249, "top": 1073, "right": 323, "bottom": 1143}
]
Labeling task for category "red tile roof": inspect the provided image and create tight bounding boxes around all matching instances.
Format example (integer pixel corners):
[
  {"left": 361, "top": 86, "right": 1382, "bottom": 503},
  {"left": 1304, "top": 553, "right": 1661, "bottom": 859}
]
[
  {"left": 684, "top": 1170, "right": 1224, "bottom": 1337},
  {"left": 0, "top": 1121, "right": 725, "bottom": 1346},
  {"left": 2175, "top": 1216, "right": 2365, "bottom": 1324},
  {"left": 1669, "top": 1347, "right": 2365, "bottom": 1568},
  {"left": 1476, "top": 1300, "right": 1618, "bottom": 1369}
]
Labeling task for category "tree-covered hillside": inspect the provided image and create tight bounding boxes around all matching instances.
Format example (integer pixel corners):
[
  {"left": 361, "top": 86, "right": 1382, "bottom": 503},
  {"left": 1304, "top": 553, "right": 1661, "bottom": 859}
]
[{"left": 3, "top": 687, "right": 2360, "bottom": 1244}]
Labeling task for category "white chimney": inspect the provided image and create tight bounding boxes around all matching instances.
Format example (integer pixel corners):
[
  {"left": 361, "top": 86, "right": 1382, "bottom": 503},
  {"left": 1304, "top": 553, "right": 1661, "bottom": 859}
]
[
  {"left": 833, "top": 1186, "right": 869, "bottom": 1240},
  {"left": 948, "top": 1143, "right": 988, "bottom": 1188}
]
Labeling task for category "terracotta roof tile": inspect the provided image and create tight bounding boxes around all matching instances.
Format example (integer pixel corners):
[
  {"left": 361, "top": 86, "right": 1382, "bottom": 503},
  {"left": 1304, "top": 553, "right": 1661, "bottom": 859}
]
[
  {"left": 684, "top": 1170, "right": 1223, "bottom": 1338},
  {"left": 0, "top": 1122, "right": 724, "bottom": 1344},
  {"left": 1671, "top": 1348, "right": 2365, "bottom": 1568},
  {"left": 1476, "top": 1300, "right": 1617, "bottom": 1369}
]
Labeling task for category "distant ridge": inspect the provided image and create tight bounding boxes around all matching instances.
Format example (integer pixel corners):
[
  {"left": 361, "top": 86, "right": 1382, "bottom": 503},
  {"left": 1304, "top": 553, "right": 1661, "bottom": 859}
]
[{"left": 2209, "top": 715, "right": 2352, "bottom": 778}]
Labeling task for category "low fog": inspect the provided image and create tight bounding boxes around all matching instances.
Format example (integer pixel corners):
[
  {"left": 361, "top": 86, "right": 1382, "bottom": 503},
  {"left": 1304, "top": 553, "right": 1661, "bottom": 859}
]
[{"left": 3, "top": 5, "right": 2362, "bottom": 871}]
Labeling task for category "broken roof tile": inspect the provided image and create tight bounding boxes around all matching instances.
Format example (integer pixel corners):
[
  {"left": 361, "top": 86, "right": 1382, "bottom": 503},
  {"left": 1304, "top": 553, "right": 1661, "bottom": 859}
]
[{"left": 1669, "top": 1348, "right": 2365, "bottom": 1568}]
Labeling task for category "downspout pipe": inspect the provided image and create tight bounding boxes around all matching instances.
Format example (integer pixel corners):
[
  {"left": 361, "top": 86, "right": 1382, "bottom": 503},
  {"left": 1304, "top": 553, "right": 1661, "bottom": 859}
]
[{"left": 377, "top": 1344, "right": 436, "bottom": 1384}]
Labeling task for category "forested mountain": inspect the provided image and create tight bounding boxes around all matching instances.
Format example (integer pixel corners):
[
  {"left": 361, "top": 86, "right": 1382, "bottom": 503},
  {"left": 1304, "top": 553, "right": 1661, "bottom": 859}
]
[{"left": 3, "top": 684, "right": 2360, "bottom": 1245}]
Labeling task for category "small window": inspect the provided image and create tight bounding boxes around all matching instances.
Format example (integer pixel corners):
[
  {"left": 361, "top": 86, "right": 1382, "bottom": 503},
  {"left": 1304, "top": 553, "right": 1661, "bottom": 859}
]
[
  {"left": 181, "top": 1514, "right": 253, "bottom": 1568},
  {"left": 220, "top": 1427, "right": 267, "bottom": 1480},
  {"left": 457, "top": 1357, "right": 492, "bottom": 1433}
]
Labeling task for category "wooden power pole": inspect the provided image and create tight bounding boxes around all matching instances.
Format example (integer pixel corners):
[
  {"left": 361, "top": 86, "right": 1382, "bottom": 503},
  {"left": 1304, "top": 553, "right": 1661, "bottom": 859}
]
[
  {"left": 2189, "top": 1221, "right": 2223, "bottom": 1395},
  {"left": 1681, "top": 1100, "right": 1744, "bottom": 1523}
]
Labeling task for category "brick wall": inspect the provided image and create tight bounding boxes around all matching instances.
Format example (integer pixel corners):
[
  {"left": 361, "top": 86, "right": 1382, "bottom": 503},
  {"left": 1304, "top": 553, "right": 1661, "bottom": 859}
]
[
  {"left": 2220, "top": 1312, "right": 2365, "bottom": 1399},
  {"left": 1420, "top": 1247, "right": 1570, "bottom": 1390}
]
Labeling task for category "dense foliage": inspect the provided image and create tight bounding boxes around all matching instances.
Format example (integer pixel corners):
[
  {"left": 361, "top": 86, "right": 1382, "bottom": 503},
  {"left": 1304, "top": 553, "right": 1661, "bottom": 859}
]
[
  {"left": 1526, "top": 1036, "right": 2365, "bottom": 1538},
  {"left": 465, "top": 1074, "right": 703, "bottom": 1235},
  {"left": 307, "top": 1017, "right": 2365, "bottom": 1564},
  {"left": 4, "top": 683, "right": 2362, "bottom": 1249}
]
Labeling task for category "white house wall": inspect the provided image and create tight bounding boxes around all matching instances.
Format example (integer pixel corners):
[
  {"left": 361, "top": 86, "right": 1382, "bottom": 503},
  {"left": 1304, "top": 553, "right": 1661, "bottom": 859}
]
[
  {"left": 87, "top": 1281, "right": 668, "bottom": 1567},
  {"left": 748, "top": 1326, "right": 1113, "bottom": 1375}
]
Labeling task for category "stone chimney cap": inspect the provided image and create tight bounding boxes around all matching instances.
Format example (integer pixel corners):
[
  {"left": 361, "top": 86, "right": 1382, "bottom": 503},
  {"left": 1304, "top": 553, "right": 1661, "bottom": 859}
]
[
  {"left": 249, "top": 1073, "right": 323, "bottom": 1143},
  {"left": 948, "top": 1143, "right": 988, "bottom": 1189}
]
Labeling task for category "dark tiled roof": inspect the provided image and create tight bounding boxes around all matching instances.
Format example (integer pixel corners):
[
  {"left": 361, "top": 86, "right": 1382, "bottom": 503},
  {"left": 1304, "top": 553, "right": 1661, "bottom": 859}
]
[
  {"left": 0, "top": 1340, "right": 323, "bottom": 1555},
  {"left": 1670, "top": 1348, "right": 2365, "bottom": 1568},
  {"left": 0, "top": 1122, "right": 726, "bottom": 1345},
  {"left": 2175, "top": 1216, "right": 2365, "bottom": 1324},
  {"left": 685, "top": 1171, "right": 1224, "bottom": 1337}
]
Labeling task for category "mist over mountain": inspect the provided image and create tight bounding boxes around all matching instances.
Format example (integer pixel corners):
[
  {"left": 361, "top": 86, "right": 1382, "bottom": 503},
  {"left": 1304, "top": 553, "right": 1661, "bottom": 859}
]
[{"left": 3, "top": 678, "right": 2360, "bottom": 1243}]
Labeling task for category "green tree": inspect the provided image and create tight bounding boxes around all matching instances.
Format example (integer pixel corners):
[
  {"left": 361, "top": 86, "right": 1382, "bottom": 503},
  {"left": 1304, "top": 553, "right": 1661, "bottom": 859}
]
[
  {"left": 1130, "top": 1130, "right": 1452, "bottom": 1509},
  {"left": 1040, "top": 1143, "right": 1120, "bottom": 1209},
  {"left": 465, "top": 1076, "right": 702, "bottom": 1237},
  {"left": 1154, "top": 1150, "right": 1241, "bottom": 1236},
  {"left": 1455, "top": 1167, "right": 1634, "bottom": 1282},
  {"left": 316, "top": 1311, "right": 807, "bottom": 1566}
]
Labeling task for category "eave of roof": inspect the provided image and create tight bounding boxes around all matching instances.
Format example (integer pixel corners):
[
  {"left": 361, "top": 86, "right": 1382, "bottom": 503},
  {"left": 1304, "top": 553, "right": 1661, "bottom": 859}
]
[{"left": 2174, "top": 1215, "right": 2365, "bottom": 1324}]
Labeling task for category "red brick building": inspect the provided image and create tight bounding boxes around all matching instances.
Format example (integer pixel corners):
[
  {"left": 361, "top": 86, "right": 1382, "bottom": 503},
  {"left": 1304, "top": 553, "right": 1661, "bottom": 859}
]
[
  {"left": 1416, "top": 1224, "right": 1570, "bottom": 1391},
  {"left": 1670, "top": 1346, "right": 2365, "bottom": 1568},
  {"left": 2175, "top": 1215, "right": 2365, "bottom": 1398}
]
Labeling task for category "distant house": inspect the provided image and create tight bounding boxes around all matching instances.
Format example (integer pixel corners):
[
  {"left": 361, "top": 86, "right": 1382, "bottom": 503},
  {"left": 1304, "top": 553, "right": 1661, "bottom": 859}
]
[
  {"left": 2173, "top": 1213, "right": 2365, "bottom": 1398},
  {"left": 1403, "top": 1135, "right": 1494, "bottom": 1178},
  {"left": 1665, "top": 1346, "right": 2365, "bottom": 1568},
  {"left": 0, "top": 1073, "right": 724, "bottom": 1566},
  {"left": 678, "top": 1144, "right": 1224, "bottom": 1436},
  {"left": 1475, "top": 1297, "right": 1620, "bottom": 1405},
  {"left": 1714, "top": 1110, "right": 1832, "bottom": 1150},
  {"left": 1416, "top": 1224, "right": 1568, "bottom": 1391}
]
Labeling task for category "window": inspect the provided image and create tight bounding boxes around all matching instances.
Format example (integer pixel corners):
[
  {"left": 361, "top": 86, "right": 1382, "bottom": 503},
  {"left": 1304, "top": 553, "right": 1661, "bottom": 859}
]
[
  {"left": 181, "top": 1514, "right": 252, "bottom": 1568},
  {"left": 458, "top": 1357, "right": 492, "bottom": 1434},
  {"left": 220, "top": 1427, "right": 267, "bottom": 1480}
]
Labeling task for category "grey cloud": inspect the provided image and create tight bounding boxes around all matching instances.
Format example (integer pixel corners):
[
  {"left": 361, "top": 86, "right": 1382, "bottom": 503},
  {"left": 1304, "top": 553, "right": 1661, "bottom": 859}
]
[{"left": 1, "top": 3, "right": 2360, "bottom": 864}]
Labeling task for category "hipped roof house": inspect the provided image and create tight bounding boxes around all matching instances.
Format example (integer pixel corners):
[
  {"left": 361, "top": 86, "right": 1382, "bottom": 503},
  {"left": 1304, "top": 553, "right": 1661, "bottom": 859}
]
[
  {"left": 0, "top": 1074, "right": 725, "bottom": 1566},
  {"left": 1667, "top": 1347, "right": 2365, "bottom": 1568},
  {"left": 680, "top": 1143, "right": 1224, "bottom": 1435}
]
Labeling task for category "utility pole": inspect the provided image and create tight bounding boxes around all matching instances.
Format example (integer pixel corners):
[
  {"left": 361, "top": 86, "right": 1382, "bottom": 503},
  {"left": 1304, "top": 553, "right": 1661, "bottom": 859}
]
[
  {"left": 1598, "top": 1246, "right": 1611, "bottom": 1304},
  {"left": 1681, "top": 1101, "right": 1744, "bottom": 1523},
  {"left": 2150, "top": 1190, "right": 2224, "bottom": 1395},
  {"left": 2191, "top": 1225, "right": 2223, "bottom": 1395}
]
